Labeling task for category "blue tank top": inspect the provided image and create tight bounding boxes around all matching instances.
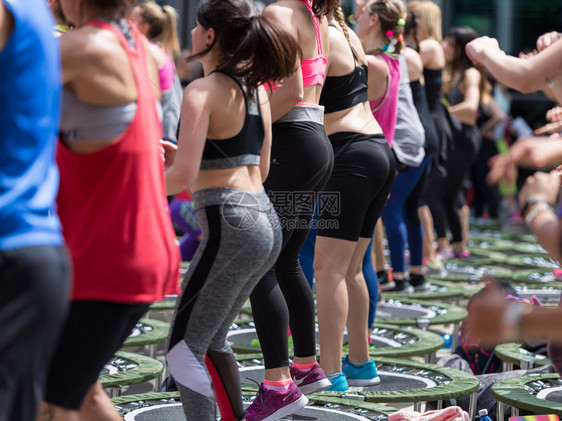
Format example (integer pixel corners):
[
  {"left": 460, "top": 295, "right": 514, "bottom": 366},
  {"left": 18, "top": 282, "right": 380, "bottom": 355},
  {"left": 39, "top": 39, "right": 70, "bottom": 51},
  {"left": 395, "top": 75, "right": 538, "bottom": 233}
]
[{"left": 0, "top": 0, "right": 63, "bottom": 250}]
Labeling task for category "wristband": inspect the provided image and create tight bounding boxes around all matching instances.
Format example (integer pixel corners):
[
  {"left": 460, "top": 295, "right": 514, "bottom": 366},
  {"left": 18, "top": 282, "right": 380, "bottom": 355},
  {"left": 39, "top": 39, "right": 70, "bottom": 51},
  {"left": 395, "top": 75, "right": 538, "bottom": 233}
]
[
  {"left": 521, "top": 198, "right": 551, "bottom": 219},
  {"left": 524, "top": 203, "right": 552, "bottom": 225}
]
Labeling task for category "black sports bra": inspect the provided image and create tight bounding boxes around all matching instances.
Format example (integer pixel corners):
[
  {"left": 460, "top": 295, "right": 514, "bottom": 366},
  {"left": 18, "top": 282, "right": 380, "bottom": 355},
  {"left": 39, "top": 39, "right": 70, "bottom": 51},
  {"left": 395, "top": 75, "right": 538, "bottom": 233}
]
[
  {"left": 200, "top": 72, "right": 264, "bottom": 170},
  {"left": 320, "top": 28, "right": 368, "bottom": 114}
]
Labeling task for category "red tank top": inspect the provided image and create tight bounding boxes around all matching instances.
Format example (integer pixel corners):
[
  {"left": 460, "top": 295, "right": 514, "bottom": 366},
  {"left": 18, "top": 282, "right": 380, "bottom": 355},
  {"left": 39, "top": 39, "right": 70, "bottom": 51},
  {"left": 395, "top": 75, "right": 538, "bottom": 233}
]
[{"left": 57, "top": 20, "right": 180, "bottom": 303}]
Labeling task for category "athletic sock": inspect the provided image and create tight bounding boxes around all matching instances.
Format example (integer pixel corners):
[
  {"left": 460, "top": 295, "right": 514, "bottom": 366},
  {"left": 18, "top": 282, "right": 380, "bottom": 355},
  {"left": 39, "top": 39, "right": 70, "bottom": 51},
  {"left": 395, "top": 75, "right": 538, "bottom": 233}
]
[
  {"left": 327, "top": 372, "right": 343, "bottom": 382},
  {"left": 292, "top": 362, "right": 316, "bottom": 372},
  {"left": 263, "top": 378, "right": 292, "bottom": 392}
]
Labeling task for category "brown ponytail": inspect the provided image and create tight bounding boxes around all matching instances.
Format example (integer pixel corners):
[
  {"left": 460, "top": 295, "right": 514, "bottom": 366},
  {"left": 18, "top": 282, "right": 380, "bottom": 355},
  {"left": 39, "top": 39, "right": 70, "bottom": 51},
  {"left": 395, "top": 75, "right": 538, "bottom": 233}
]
[
  {"left": 366, "top": 0, "right": 406, "bottom": 56},
  {"left": 192, "top": 0, "right": 301, "bottom": 96},
  {"left": 334, "top": 6, "right": 351, "bottom": 44},
  {"left": 136, "top": 1, "right": 180, "bottom": 58}
]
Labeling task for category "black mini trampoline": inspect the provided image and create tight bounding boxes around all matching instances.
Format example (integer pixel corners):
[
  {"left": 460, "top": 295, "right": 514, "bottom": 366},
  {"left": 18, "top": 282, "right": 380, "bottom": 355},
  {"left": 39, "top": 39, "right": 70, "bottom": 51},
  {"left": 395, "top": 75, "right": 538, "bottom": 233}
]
[
  {"left": 122, "top": 318, "right": 170, "bottom": 358},
  {"left": 382, "top": 279, "right": 476, "bottom": 301},
  {"left": 494, "top": 342, "right": 551, "bottom": 371},
  {"left": 492, "top": 373, "right": 562, "bottom": 419},
  {"left": 237, "top": 356, "right": 479, "bottom": 417},
  {"left": 113, "top": 391, "right": 398, "bottom": 420},
  {"left": 100, "top": 351, "right": 164, "bottom": 397},
  {"left": 227, "top": 322, "right": 444, "bottom": 362}
]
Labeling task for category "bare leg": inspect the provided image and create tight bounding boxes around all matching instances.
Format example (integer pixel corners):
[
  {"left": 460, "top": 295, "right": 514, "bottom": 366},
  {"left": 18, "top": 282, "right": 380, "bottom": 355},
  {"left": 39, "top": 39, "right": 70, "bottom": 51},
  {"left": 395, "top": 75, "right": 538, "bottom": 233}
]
[
  {"left": 372, "top": 220, "right": 386, "bottom": 273},
  {"left": 315, "top": 236, "right": 356, "bottom": 375},
  {"left": 419, "top": 205, "right": 438, "bottom": 264},
  {"left": 345, "top": 238, "right": 372, "bottom": 365}
]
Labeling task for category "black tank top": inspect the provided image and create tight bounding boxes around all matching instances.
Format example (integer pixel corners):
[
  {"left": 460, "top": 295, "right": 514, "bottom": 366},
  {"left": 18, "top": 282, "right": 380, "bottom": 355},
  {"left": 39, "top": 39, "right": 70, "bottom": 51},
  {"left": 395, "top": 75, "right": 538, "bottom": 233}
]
[
  {"left": 410, "top": 80, "right": 439, "bottom": 155},
  {"left": 423, "top": 68, "right": 443, "bottom": 110},
  {"left": 200, "top": 72, "right": 264, "bottom": 170},
  {"left": 320, "top": 34, "right": 368, "bottom": 114}
]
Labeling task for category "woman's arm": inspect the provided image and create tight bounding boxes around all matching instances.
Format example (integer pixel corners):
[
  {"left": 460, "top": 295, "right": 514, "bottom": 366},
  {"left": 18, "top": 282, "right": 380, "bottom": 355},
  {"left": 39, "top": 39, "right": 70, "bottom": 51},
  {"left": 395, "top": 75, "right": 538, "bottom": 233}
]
[
  {"left": 404, "top": 47, "right": 423, "bottom": 82},
  {"left": 258, "top": 86, "right": 273, "bottom": 182},
  {"left": 447, "top": 67, "right": 481, "bottom": 125},
  {"left": 165, "top": 80, "right": 210, "bottom": 195},
  {"left": 466, "top": 36, "right": 562, "bottom": 94}
]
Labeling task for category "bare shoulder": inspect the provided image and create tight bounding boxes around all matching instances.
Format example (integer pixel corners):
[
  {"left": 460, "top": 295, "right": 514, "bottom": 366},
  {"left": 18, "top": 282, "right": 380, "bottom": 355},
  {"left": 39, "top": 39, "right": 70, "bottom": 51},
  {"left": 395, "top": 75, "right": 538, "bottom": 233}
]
[
  {"left": 262, "top": 1, "right": 296, "bottom": 29},
  {"left": 366, "top": 54, "right": 389, "bottom": 77},
  {"left": 419, "top": 38, "right": 442, "bottom": 55},
  {"left": 61, "top": 26, "right": 122, "bottom": 65},
  {"left": 0, "top": 1, "right": 14, "bottom": 52},
  {"left": 404, "top": 47, "right": 424, "bottom": 79},
  {"left": 464, "top": 67, "right": 482, "bottom": 85}
]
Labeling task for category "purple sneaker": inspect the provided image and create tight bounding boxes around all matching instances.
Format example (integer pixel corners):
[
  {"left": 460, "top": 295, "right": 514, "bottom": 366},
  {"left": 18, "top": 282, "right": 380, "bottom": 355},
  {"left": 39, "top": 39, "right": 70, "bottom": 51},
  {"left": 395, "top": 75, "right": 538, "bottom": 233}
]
[
  {"left": 246, "top": 382, "right": 308, "bottom": 421},
  {"left": 289, "top": 363, "right": 332, "bottom": 394}
]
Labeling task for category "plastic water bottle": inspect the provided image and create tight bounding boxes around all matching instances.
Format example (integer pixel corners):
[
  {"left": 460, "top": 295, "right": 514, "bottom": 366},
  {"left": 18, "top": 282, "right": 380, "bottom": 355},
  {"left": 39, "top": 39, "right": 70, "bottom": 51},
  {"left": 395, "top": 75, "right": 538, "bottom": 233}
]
[{"left": 479, "top": 409, "right": 492, "bottom": 421}]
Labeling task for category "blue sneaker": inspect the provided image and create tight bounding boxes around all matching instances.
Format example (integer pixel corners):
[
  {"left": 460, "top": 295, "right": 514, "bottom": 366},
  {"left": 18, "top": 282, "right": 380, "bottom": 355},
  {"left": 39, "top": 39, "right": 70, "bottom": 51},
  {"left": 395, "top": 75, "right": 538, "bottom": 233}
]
[
  {"left": 326, "top": 372, "right": 349, "bottom": 391},
  {"left": 342, "top": 355, "right": 380, "bottom": 387}
]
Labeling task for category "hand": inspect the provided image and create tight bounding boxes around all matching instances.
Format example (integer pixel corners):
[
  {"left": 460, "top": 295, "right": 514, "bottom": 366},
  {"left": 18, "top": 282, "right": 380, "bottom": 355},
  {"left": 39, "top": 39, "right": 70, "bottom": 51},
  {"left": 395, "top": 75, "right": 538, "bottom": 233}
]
[
  {"left": 537, "top": 31, "right": 562, "bottom": 52},
  {"left": 534, "top": 120, "right": 562, "bottom": 135},
  {"left": 546, "top": 106, "right": 562, "bottom": 122},
  {"left": 518, "top": 169, "right": 561, "bottom": 208},
  {"left": 464, "top": 279, "right": 510, "bottom": 347},
  {"left": 465, "top": 36, "right": 500, "bottom": 66},
  {"left": 487, "top": 153, "right": 517, "bottom": 185},
  {"left": 160, "top": 139, "right": 178, "bottom": 169}
]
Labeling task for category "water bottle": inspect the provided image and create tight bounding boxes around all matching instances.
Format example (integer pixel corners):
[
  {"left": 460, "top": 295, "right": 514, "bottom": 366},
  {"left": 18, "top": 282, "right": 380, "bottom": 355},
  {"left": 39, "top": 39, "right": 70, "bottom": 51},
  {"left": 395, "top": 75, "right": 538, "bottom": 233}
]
[{"left": 479, "top": 409, "right": 492, "bottom": 421}]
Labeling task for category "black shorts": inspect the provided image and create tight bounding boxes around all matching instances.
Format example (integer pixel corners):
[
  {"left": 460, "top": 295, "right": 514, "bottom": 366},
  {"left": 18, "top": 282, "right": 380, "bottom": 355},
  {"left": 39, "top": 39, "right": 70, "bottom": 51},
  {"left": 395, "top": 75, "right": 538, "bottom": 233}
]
[
  {"left": 317, "top": 132, "right": 396, "bottom": 241},
  {"left": 44, "top": 300, "right": 149, "bottom": 409}
]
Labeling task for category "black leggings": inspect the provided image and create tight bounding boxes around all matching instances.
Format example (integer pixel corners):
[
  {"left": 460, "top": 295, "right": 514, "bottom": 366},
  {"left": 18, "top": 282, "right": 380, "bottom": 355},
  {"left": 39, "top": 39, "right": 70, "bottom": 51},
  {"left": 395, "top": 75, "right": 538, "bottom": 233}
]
[
  {"left": 427, "top": 124, "right": 480, "bottom": 242},
  {"left": 317, "top": 132, "right": 395, "bottom": 241},
  {"left": 250, "top": 112, "right": 333, "bottom": 368}
]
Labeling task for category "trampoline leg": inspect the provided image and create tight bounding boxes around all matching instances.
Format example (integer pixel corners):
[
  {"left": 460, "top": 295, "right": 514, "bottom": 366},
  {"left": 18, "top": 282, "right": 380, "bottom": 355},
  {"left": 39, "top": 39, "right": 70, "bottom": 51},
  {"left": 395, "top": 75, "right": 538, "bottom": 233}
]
[
  {"left": 427, "top": 352, "right": 436, "bottom": 364},
  {"left": 503, "top": 362, "right": 513, "bottom": 372},
  {"left": 414, "top": 402, "right": 422, "bottom": 413},
  {"left": 468, "top": 392, "right": 477, "bottom": 420},
  {"left": 497, "top": 401, "right": 504, "bottom": 421},
  {"left": 511, "top": 406, "right": 519, "bottom": 418},
  {"left": 452, "top": 324, "right": 460, "bottom": 350},
  {"left": 437, "top": 400, "right": 443, "bottom": 410}
]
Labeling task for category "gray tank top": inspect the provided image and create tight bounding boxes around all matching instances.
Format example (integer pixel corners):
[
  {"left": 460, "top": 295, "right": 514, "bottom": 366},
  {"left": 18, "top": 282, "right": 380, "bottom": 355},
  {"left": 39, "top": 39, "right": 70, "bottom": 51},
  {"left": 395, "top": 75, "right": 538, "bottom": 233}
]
[{"left": 392, "top": 55, "right": 425, "bottom": 168}]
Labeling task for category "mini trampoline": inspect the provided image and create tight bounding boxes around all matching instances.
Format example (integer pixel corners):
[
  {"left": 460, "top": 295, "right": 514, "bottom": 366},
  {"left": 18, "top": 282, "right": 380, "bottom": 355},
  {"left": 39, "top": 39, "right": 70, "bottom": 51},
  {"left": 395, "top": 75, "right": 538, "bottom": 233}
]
[
  {"left": 375, "top": 299, "right": 467, "bottom": 327},
  {"left": 122, "top": 318, "right": 170, "bottom": 358},
  {"left": 467, "top": 238, "right": 518, "bottom": 253},
  {"left": 512, "top": 242, "right": 549, "bottom": 256},
  {"left": 513, "top": 284, "right": 562, "bottom": 304},
  {"left": 227, "top": 322, "right": 444, "bottom": 361},
  {"left": 438, "top": 262, "right": 513, "bottom": 282},
  {"left": 237, "top": 356, "right": 479, "bottom": 417},
  {"left": 448, "top": 248, "right": 508, "bottom": 265},
  {"left": 513, "top": 269, "right": 562, "bottom": 286},
  {"left": 505, "top": 254, "right": 560, "bottom": 270},
  {"left": 492, "top": 373, "right": 562, "bottom": 419},
  {"left": 113, "top": 391, "right": 398, "bottom": 420},
  {"left": 100, "top": 351, "right": 164, "bottom": 397},
  {"left": 148, "top": 295, "right": 178, "bottom": 313},
  {"left": 495, "top": 343, "right": 552, "bottom": 371},
  {"left": 382, "top": 279, "right": 477, "bottom": 301}
]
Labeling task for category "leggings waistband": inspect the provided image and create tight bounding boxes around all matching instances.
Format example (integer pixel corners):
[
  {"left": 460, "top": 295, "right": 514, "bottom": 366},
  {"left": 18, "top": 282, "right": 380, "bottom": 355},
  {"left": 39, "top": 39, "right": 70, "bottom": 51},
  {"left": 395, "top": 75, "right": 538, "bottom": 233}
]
[
  {"left": 328, "top": 132, "right": 387, "bottom": 148},
  {"left": 275, "top": 104, "right": 324, "bottom": 125},
  {"left": 192, "top": 187, "right": 272, "bottom": 211}
]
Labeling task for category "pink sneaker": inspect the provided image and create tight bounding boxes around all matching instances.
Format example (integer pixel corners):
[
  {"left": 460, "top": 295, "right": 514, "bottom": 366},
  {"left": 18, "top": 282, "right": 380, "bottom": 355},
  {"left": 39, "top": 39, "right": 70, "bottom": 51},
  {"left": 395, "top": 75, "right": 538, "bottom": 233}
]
[
  {"left": 437, "top": 248, "right": 454, "bottom": 260},
  {"left": 246, "top": 382, "right": 308, "bottom": 421},
  {"left": 454, "top": 250, "right": 471, "bottom": 259},
  {"left": 289, "top": 363, "right": 331, "bottom": 394}
]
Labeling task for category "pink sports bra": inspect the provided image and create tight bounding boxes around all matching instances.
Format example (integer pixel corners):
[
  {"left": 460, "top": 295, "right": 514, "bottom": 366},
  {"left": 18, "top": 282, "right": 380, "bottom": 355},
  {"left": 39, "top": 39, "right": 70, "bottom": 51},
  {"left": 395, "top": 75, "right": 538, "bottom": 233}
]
[
  {"left": 300, "top": 0, "right": 327, "bottom": 87},
  {"left": 265, "top": 0, "right": 327, "bottom": 90}
]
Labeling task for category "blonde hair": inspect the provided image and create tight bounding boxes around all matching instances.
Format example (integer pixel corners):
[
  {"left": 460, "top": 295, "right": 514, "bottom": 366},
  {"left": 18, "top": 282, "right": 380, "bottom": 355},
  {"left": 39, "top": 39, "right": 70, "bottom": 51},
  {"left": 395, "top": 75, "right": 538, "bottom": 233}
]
[
  {"left": 366, "top": 0, "right": 407, "bottom": 55},
  {"left": 136, "top": 1, "right": 180, "bottom": 58},
  {"left": 408, "top": 1, "right": 442, "bottom": 42}
]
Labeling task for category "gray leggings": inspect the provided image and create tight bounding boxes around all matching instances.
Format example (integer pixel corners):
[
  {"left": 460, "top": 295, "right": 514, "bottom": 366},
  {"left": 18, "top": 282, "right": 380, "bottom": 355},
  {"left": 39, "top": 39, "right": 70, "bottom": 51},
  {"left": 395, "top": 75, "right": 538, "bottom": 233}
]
[{"left": 167, "top": 187, "right": 281, "bottom": 421}]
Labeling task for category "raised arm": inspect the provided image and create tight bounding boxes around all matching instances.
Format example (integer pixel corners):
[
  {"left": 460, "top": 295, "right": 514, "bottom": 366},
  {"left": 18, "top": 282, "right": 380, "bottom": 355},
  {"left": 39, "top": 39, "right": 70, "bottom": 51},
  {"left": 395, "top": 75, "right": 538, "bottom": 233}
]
[{"left": 466, "top": 36, "right": 562, "bottom": 94}]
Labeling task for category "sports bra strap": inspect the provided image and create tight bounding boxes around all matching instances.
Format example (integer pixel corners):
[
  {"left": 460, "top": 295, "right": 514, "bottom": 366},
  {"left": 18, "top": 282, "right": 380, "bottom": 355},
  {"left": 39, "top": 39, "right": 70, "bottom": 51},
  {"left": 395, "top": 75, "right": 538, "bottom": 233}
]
[{"left": 299, "top": 0, "right": 323, "bottom": 56}]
